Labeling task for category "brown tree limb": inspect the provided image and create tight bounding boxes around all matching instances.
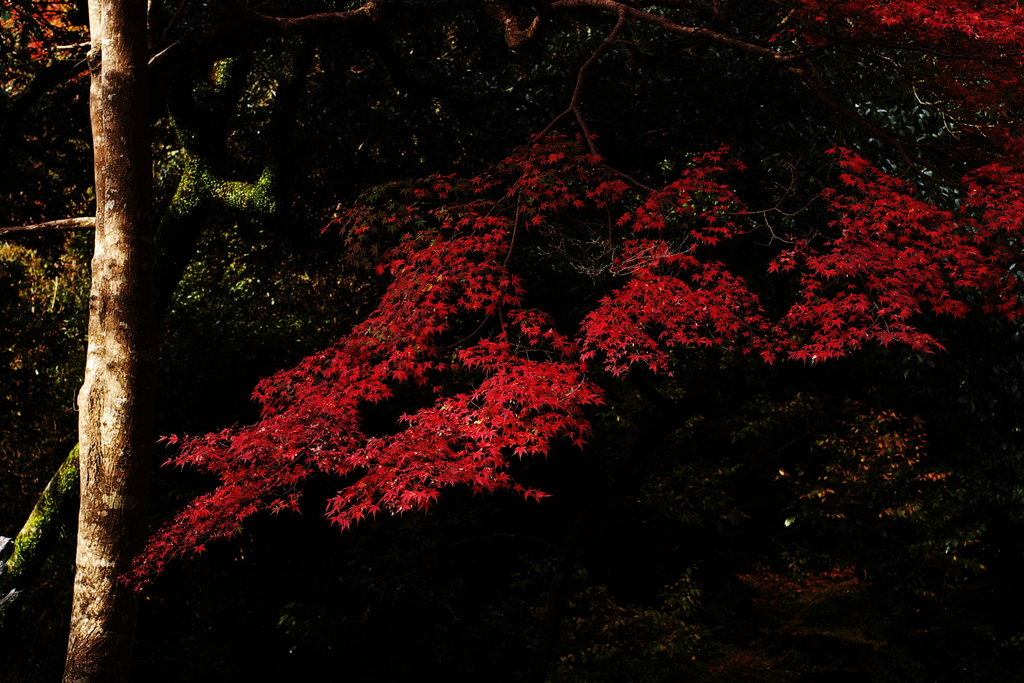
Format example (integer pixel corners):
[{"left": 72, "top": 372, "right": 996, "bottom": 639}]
[
  {"left": 216, "top": 0, "right": 384, "bottom": 36},
  {"left": 536, "top": 8, "right": 653, "bottom": 190},
  {"left": 215, "top": 0, "right": 547, "bottom": 49},
  {"left": 0, "top": 217, "right": 96, "bottom": 237},
  {"left": 538, "top": 5, "right": 629, "bottom": 154}
]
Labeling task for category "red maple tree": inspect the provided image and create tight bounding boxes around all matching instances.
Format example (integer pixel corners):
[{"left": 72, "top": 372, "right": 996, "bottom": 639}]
[
  {"left": 127, "top": 121, "right": 1024, "bottom": 586},
  {"left": 121, "top": 0, "right": 1024, "bottom": 588}
]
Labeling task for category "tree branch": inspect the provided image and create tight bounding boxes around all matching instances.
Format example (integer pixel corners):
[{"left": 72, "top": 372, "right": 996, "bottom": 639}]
[
  {"left": 215, "top": 0, "right": 545, "bottom": 48},
  {"left": 216, "top": 0, "right": 384, "bottom": 36},
  {"left": 536, "top": 8, "right": 653, "bottom": 189},
  {"left": 0, "top": 217, "right": 96, "bottom": 237},
  {"left": 538, "top": 5, "right": 628, "bottom": 153}
]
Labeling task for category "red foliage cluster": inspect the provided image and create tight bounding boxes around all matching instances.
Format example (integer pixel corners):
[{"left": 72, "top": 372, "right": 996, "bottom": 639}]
[
  {"left": 778, "top": 152, "right": 1024, "bottom": 360},
  {"left": 127, "top": 135, "right": 1024, "bottom": 588},
  {"left": 581, "top": 151, "right": 777, "bottom": 371}
]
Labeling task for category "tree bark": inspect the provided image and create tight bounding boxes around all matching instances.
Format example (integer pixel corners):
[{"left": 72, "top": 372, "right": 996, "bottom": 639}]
[{"left": 63, "top": 0, "right": 155, "bottom": 678}]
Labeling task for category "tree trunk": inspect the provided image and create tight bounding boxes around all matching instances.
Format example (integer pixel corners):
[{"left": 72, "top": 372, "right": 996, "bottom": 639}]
[{"left": 63, "top": 0, "right": 155, "bottom": 678}]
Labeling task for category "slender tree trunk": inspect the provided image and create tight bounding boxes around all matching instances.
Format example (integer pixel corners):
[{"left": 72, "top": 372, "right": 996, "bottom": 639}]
[{"left": 63, "top": 0, "right": 155, "bottom": 678}]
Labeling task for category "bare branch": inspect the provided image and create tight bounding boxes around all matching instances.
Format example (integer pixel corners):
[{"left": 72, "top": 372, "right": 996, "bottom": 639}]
[
  {"left": 538, "top": 5, "right": 629, "bottom": 151},
  {"left": 0, "top": 217, "right": 96, "bottom": 237},
  {"left": 535, "top": 8, "right": 653, "bottom": 190},
  {"left": 216, "top": 0, "right": 384, "bottom": 36},
  {"left": 217, "top": 0, "right": 545, "bottom": 48}
]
